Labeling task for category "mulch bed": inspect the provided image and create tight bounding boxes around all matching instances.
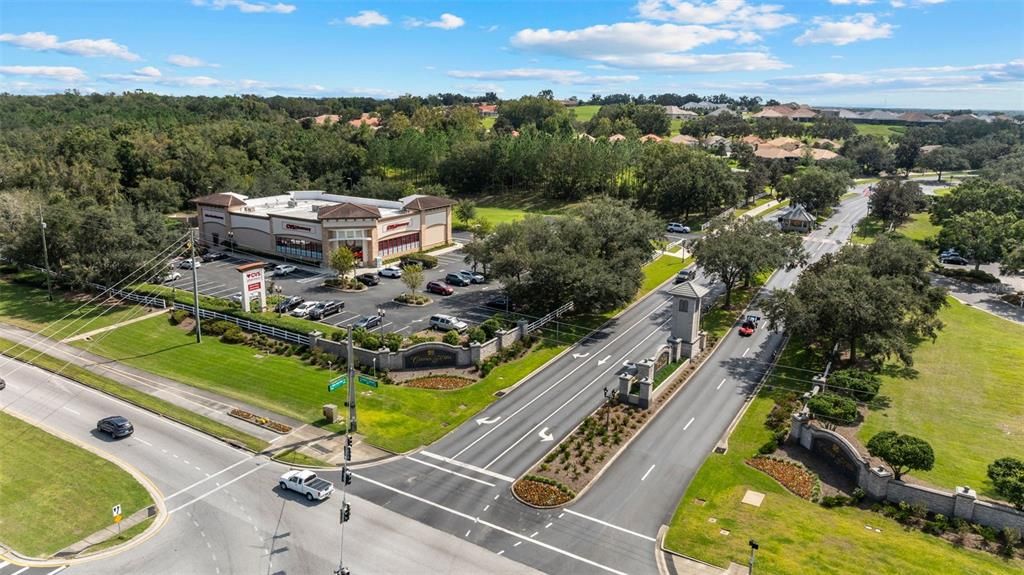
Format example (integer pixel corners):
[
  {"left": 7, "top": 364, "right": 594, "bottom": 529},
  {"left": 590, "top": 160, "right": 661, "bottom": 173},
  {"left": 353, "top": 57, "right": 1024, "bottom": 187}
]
[
  {"left": 513, "top": 478, "right": 573, "bottom": 507},
  {"left": 747, "top": 456, "right": 819, "bottom": 500},
  {"left": 403, "top": 375, "right": 476, "bottom": 390},
  {"left": 229, "top": 408, "right": 292, "bottom": 434}
]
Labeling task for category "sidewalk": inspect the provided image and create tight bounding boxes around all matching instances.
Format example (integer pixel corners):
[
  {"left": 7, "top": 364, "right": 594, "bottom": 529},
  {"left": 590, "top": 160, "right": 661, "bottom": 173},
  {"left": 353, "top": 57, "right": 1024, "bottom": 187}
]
[
  {"left": 61, "top": 308, "right": 170, "bottom": 343},
  {"left": 933, "top": 275, "right": 1024, "bottom": 325}
]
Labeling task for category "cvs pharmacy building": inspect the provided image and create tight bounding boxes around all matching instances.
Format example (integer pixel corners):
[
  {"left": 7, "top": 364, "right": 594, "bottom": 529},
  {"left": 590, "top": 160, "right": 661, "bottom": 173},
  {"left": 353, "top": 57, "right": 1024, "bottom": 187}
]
[{"left": 192, "top": 191, "right": 454, "bottom": 268}]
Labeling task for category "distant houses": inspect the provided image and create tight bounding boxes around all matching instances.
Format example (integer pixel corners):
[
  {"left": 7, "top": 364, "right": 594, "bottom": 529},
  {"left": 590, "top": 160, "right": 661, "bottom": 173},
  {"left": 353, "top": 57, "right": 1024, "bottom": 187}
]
[{"left": 663, "top": 105, "right": 699, "bottom": 120}]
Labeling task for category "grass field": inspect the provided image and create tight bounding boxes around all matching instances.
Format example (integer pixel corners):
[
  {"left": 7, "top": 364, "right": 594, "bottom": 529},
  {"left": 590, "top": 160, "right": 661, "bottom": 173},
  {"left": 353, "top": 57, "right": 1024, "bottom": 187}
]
[
  {"left": 859, "top": 299, "right": 1024, "bottom": 497},
  {"left": 640, "top": 255, "right": 692, "bottom": 297},
  {"left": 454, "top": 192, "right": 582, "bottom": 228},
  {"left": 852, "top": 212, "right": 940, "bottom": 245},
  {"left": 571, "top": 105, "right": 600, "bottom": 122},
  {"left": 853, "top": 123, "right": 906, "bottom": 140},
  {"left": 73, "top": 316, "right": 562, "bottom": 453},
  {"left": 0, "top": 278, "right": 142, "bottom": 339},
  {"left": 482, "top": 117, "right": 495, "bottom": 130},
  {"left": 664, "top": 340, "right": 1023, "bottom": 575},
  {"left": 0, "top": 411, "right": 153, "bottom": 557}
]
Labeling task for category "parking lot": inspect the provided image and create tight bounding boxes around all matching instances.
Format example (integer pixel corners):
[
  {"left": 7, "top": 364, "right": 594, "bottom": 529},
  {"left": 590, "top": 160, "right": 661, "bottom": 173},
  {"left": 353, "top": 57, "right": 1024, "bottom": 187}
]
[{"left": 163, "top": 246, "right": 506, "bottom": 335}]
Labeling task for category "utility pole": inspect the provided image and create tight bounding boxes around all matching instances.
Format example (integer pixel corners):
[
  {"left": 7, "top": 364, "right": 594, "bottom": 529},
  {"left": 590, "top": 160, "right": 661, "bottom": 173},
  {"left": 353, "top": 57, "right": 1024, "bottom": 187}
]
[
  {"left": 39, "top": 208, "right": 53, "bottom": 302},
  {"left": 190, "top": 228, "right": 202, "bottom": 343},
  {"left": 335, "top": 329, "right": 357, "bottom": 575},
  {"left": 347, "top": 329, "right": 356, "bottom": 433}
]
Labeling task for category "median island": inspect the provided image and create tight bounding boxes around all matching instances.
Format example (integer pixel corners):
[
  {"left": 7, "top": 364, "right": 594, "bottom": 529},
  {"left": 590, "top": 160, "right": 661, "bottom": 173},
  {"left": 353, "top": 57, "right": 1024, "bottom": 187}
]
[{"left": 0, "top": 412, "right": 154, "bottom": 558}]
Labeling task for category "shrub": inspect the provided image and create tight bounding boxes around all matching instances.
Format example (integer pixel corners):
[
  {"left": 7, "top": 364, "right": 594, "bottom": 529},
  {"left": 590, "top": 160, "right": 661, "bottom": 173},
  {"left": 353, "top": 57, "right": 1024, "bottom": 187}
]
[
  {"left": 467, "top": 327, "right": 487, "bottom": 343},
  {"left": 987, "top": 457, "right": 1024, "bottom": 510},
  {"left": 168, "top": 309, "right": 189, "bottom": 325},
  {"left": 867, "top": 431, "right": 935, "bottom": 481},
  {"left": 933, "top": 266, "right": 1000, "bottom": 284},
  {"left": 1001, "top": 528, "right": 1021, "bottom": 557},
  {"left": 201, "top": 319, "right": 236, "bottom": 336},
  {"left": 401, "top": 252, "right": 439, "bottom": 269},
  {"left": 480, "top": 318, "right": 503, "bottom": 339},
  {"left": 820, "top": 495, "right": 851, "bottom": 508},
  {"left": 361, "top": 332, "right": 382, "bottom": 351},
  {"left": 384, "top": 333, "right": 403, "bottom": 352},
  {"left": 807, "top": 392, "right": 858, "bottom": 427},
  {"left": 827, "top": 368, "right": 882, "bottom": 402},
  {"left": 758, "top": 438, "right": 778, "bottom": 455},
  {"left": 442, "top": 330, "right": 461, "bottom": 346},
  {"left": 219, "top": 326, "right": 246, "bottom": 344}
]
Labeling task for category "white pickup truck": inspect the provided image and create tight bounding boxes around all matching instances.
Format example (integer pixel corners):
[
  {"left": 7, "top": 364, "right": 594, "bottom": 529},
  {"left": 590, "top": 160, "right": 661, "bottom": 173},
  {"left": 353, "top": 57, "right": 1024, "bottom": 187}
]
[{"left": 279, "top": 470, "right": 335, "bottom": 501}]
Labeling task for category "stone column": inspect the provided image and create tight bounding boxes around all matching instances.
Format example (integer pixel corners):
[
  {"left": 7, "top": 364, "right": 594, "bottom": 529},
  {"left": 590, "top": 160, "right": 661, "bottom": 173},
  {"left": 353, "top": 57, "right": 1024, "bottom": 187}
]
[
  {"left": 953, "top": 486, "right": 977, "bottom": 521},
  {"left": 618, "top": 373, "right": 631, "bottom": 401},
  {"left": 517, "top": 319, "right": 529, "bottom": 339},
  {"left": 636, "top": 358, "right": 655, "bottom": 382},
  {"left": 469, "top": 341, "right": 482, "bottom": 365},
  {"left": 638, "top": 378, "right": 652, "bottom": 409},
  {"left": 862, "top": 465, "right": 893, "bottom": 500}
]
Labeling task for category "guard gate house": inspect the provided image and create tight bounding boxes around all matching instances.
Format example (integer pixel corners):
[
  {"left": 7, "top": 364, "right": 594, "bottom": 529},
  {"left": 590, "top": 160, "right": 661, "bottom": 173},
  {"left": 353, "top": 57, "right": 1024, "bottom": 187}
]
[{"left": 192, "top": 191, "right": 454, "bottom": 268}]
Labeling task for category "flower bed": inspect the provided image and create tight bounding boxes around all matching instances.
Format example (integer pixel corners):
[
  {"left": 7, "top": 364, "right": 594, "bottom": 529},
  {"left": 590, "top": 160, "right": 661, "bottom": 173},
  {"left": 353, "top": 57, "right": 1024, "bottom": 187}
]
[
  {"left": 513, "top": 475, "right": 575, "bottom": 507},
  {"left": 394, "top": 293, "right": 431, "bottom": 306},
  {"left": 747, "top": 455, "right": 821, "bottom": 501},
  {"left": 229, "top": 408, "right": 292, "bottom": 434},
  {"left": 403, "top": 375, "right": 476, "bottom": 390}
]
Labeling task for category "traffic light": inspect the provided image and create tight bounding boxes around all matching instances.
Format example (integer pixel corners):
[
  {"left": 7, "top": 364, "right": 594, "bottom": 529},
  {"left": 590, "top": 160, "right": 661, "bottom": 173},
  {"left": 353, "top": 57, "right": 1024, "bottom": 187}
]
[
  {"left": 342, "top": 468, "right": 352, "bottom": 486},
  {"left": 344, "top": 435, "right": 353, "bottom": 461},
  {"left": 341, "top": 502, "right": 351, "bottom": 523}
]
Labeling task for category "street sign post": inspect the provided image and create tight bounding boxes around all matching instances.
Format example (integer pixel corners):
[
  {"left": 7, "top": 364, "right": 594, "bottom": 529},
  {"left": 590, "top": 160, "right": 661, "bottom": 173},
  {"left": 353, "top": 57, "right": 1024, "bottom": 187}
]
[
  {"left": 327, "top": 375, "right": 348, "bottom": 392},
  {"left": 112, "top": 504, "right": 122, "bottom": 535},
  {"left": 357, "top": 374, "right": 378, "bottom": 388}
]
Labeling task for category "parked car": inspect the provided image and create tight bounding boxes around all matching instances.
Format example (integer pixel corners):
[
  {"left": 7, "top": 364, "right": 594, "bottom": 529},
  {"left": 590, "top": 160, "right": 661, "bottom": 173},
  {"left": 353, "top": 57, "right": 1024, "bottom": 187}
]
[
  {"left": 202, "top": 252, "right": 227, "bottom": 262},
  {"left": 229, "top": 292, "right": 243, "bottom": 304},
  {"left": 274, "top": 264, "right": 297, "bottom": 276},
  {"left": 430, "top": 314, "right": 468, "bottom": 333},
  {"left": 178, "top": 258, "right": 201, "bottom": 269},
  {"left": 279, "top": 469, "right": 334, "bottom": 502},
  {"left": 352, "top": 315, "right": 382, "bottom": 330},
  {"left": 666, "top": 222, "right": 691, "bottom": 233},
  {"left": 378, "top": 266, "right": 402, "bottom": 278},
  {"left": 162, "top": 271, "right": 182, "bottom": 283},
  {"left": 674, "top": 269, "right": 694, "bottom": 284},
  {"left": 290, "top": 301, "right": 320, "bottom": 318},
  {"left": 426, "top": 281, "right": 454, "bottom": 296},
  {"left": 274, "top": 295, "right": 305, "bottom": 313},
  {"left": 458, "top": 270, "right": 486, "bottom": 284},
  {"left": 309, "top": 300, "right": 344, "bottom": 320},
  {"left": 940, "top": 255, "right": 969, "bottom": 265},
  {"left": 97, "top": 416, "right": 134, "bottom": 438},
  {"left": 356, "top": 273, "right": 380, "bottom": 286},
  {"left": 485, "top": 295, "right": 512, "bottom": 310},
  {"left": 262, "top": 262, "right": 278, "bottom": 271},
  {"left": 738, "top": 315, "right": 760, "bottom": 337},
  {"left": 445, "top": 273, "right": 471, "bottom": 287}
]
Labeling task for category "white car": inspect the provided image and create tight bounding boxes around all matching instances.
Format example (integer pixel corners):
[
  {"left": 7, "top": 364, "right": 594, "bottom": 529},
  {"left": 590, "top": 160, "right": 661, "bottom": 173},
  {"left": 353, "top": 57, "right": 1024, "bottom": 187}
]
[
  {"left": 274, "top": 264, "right": 297, "bottom": 276},
  {"left": 279, "top": 470, "right": 334, "bottom": 502},
  {"left": 378, "top": 266, "right": 402, "bottom": 278},
  {"left": 458, "top": 270, "right": 486, "bottom": 284},
  {"left": 161, "top": 271, "right": 182, "bottom": 283},
  {"left": 290, "top": 301, "right": 319, "bottom": 318},
  {"left": 229, "top": 292, "right": 243, "bottom": 304},
  {"left": 666, "top": 222, "right": 691, "bottom": 234},
  {"left": 430, "top": 314, "right": 469, "bottom": 333},
  {"left": 178, "top": 258, "right": 202, "bottom": 269}
]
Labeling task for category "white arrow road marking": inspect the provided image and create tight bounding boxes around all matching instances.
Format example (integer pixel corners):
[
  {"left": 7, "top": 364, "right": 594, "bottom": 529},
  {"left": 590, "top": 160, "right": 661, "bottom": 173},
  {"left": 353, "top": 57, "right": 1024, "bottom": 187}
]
[
  {"left": 572, "top": 352, "right": 590, "bottom": 359},
  {"left": 538, "top": 427, "right": 554, "bottom": 442},
  {"left": 597, "top": 355, "right": 611, "bottom": 365},
  {"left": 476, "top": 416, "right": 501, "bottom": 425}
]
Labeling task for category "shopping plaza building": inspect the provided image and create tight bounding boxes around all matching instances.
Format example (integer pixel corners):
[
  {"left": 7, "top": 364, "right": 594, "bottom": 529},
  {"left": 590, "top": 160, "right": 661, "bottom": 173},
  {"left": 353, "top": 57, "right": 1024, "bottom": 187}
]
[{"left": 192, "top": 191, "right": 455, "bottom": 268}]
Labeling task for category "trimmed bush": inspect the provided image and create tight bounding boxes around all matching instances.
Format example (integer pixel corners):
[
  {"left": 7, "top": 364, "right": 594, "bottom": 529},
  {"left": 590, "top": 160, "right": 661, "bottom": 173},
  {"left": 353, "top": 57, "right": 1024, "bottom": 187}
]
[
  {"left": 828, "top": 368, "right": 882, "bottom": 402},
  {"left": 467, "top": 327, "right": 487, "bottom": 344},
  {"left": 220, "top": 326, "right": 246, "bottom": 344},
  {"left": 201, "top": 319, "right": 235, "bottom": 336},
  {"left": 807, "top": 392, "right": 859, "bottom": 427},
  {"left": 442, "top": 330, "right": 461, "bottom": 346},
  {"left": 168, "top": 309, "right": 189, "bottom": 325},
  {"left": 384, "top": 333, "right": 403, "bottom": 352}
]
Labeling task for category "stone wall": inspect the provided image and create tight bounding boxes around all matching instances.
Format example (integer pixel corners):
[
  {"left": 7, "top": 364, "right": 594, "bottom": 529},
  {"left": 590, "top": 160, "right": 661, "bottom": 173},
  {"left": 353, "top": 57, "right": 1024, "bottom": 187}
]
[{"left": 789, "top": 415, "right": 1024, "bottom": 531}]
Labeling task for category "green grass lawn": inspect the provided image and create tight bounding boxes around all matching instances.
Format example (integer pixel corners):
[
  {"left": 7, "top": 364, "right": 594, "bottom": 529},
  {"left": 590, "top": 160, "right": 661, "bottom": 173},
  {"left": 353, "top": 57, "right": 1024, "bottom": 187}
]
[
  {"left": 640, "top": 255, "right": 692, "bottom": 297},
  {"left": 73, "top": 316, "right": 562, "bottom": 453},
  {"left": 0, "top": 411, "right": 153, "bottom": 557},
  {"left": 852, "top": 212, "right": 940, "bottom": 245},
  {"left": 482, "top": 117, "right": 495, "bottom": 130},
  {"left": 859, "top": 299, "right": 1024, "bottom": 498},
  {"left": 572, "top": 105, "right": 601, "bottom": 122},
  {"left": 853, "top": 123, "right": 906, "bottom": 140},
  {"left": 663, "top": 396, "right": 1022, "bottom": 575},
  {"left": 0, "top": 278, "right": 143, "bottom": 339},
  {"left": 454, "top": 192, "right": 581, "bottom": 228}
]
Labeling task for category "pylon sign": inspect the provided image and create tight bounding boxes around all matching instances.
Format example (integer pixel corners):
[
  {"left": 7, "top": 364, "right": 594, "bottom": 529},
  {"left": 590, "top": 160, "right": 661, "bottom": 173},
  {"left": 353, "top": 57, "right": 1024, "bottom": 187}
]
[{"left": 236, "top": 262, "right": 267, "bottom": 312}]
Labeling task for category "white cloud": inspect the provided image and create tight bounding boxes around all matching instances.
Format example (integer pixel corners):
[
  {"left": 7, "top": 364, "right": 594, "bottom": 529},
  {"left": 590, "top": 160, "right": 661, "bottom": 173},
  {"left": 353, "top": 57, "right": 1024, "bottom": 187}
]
[
  {"left": 448, "top": 68, "right": 638, "bottom": 85},
  {"left": 757, "top": 59, "right": 1024, "bottom": 94},
  {"left": 891, "top": 0, "right": 945, "bottom": 7},
  {"left": 134, "top": 66, "right": 162, "bottom": 77},
  {"left": 594, "top": 52, "right": 787, "bottom": 71},
  {"left": 482, "top": 25, "right": 500, "bottom": 33},
  {"left": 167, "top": 54, "right": 218, "bottom": 68},
  {"left": 635, "top": 0, "right": 797, "bottom": 30},
  {"left": 406, "top": 13, "right": 466, "bottom": 30},
  {"left": 454, "top": 83, "right": 505, "bottom": 95},
  {"left": 829, "top": 0, "right": 874, "bottom": 5},
  {"left": 0, "top": 65, "right": 88, "bottom": 82},
  {"left": 342, "top": 10, "right": 390, "bottom": 27},
  {"left": 795, "top": 14, "right": 894, "bottom": 46},
  {"left": 0, "top": 31, "right": 139, "bottom": 60},
  {"left": 191, "top": 0, "right": 296, "bottom": 14}
]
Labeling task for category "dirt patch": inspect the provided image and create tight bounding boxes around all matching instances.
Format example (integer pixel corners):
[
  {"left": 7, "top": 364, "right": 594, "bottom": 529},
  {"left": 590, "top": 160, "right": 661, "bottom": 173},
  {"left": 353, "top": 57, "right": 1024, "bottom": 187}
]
[
  {"left": 176, "top": 317, "right": 196, "bottom": 332},
  {"left": 747, "top": 455, "right": 820, "bottom": 501},
  {"left": 513, "top": 477, "right": 574, "bottom": 507},
  {"left": 403, "top": 375, "right": 477, "bottom": 390}
]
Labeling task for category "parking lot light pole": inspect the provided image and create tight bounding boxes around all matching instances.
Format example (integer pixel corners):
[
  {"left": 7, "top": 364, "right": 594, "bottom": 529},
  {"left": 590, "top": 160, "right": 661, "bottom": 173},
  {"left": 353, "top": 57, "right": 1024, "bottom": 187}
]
[
  {"left": 377, "top": 306, "right": 386, "bottom": 338},
  {"left": 227, "top": 231, "right": 234, "bottom": 257},
  {"left": 39, "top": 209, "right": 53, "bottom": 302}
]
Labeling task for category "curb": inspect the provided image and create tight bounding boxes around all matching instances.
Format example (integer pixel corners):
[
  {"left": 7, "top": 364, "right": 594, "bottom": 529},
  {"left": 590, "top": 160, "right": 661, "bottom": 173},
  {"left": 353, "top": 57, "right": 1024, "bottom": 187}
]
[
  {"left": 0, "top": 411, "right": 169, "bottom": 567},
  {"left": 658, "top": 522, "right": 732, "bottom": 574}
]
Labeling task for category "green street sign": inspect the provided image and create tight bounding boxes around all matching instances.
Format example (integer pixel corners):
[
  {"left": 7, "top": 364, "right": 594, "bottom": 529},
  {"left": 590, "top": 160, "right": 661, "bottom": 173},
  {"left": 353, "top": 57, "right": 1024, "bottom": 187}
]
[
  {"left": 357, "top": 375, "right": 378, "bottom": 388},
  {"left": 327, "top": 375, "right": 348, "bottom": 392}
]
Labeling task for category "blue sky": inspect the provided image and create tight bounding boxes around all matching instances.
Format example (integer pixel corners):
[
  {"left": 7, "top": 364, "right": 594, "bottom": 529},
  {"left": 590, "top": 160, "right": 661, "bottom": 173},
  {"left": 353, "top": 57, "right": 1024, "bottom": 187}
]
[{"left": 1, "top": 0, "right": 1022, "bottom": 110}]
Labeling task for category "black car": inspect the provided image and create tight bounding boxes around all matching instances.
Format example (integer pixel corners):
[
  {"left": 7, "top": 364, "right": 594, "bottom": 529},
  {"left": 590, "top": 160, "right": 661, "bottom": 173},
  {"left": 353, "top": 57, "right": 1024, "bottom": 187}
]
[
  {"left": 940, "top": 255, "right": 969, "bottom": 265},
  {"left": 274, "top": 295, "right": 305, "bottom": 313},
  {"left": 97, "top": 416, "right": 134, "bottom": 438},
  {"left": 356, "top": 273, "right": 380, "bottom": 286},
  {"left": 445, "top": 273, "right": 471, "bottom": 287},
  {"left": 262, "top": 261, "right": 278, "bottom": 271},
  {"left": 485, "top": 295, "right": 512, "bottom": 310},
  {"left": 309, "top": 300, "right": 344, "bottom": 320},
  {"left": 351, "top": 315, "right": 382, "bottom": 330},
  {"left": 202, "top": 251, "right": 228, "bottom": 262}
]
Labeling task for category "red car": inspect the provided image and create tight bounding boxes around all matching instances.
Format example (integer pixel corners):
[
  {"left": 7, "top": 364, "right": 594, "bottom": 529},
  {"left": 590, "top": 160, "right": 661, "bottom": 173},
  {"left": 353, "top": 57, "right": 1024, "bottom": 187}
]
[
  {"left": 426, "top": 281, "right": 454, "bottom": 296},
  {"left": 738, "top": 315, "right": 760, "bottom": 337}
]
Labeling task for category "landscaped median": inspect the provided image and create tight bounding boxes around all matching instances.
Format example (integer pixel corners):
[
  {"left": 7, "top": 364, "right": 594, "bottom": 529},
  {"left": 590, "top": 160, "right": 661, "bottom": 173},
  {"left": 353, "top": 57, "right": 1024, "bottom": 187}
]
[
  {"left": 0, "top": 411, "right": 153, "bottom": 558},
  {"left": 0, "top": 336, "right": 268, "bottom": 453}
]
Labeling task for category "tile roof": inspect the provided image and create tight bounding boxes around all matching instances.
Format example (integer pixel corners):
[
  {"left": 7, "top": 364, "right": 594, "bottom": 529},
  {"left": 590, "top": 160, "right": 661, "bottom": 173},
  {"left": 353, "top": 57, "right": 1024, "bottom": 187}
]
[
  {"left": 669, "top": 134, "right": 700, "bottom": 145},
  {"left": 317, "top": 202, "right": 381, "bottom": 220},
  {"left": 640, "top": 134, "right": 663, "bottom": 143},
  {"left": 191, "top": 193, "right": 248, "bottom": 207},
  {"left": 402, "top": 195, "right": 456, "bottom": 211},
  {"left": 780, "top": 204, "right": 815, "bottom": 222}
]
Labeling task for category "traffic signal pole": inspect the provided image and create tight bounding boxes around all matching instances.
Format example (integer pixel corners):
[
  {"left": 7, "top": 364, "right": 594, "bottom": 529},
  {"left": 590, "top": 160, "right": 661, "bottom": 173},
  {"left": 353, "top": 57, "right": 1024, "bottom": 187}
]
[{"left": 335, "top": 329, "right": 357, "bottom": 575}]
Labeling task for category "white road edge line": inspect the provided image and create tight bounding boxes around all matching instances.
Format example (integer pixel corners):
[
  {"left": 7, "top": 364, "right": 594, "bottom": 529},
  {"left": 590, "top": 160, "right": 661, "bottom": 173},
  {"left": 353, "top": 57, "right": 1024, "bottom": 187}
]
[
  {"left": 641, "top": 464, "right": 656, "bottom": 481},
  {"left": 562, "top": 508, "right": 656, "bottom": 542},
  {"left": 406, "top": 456, "right": 497, "bottom": 487},
  {"left": 355, "top": 473, "right": 627, "bottom": 575},
  {"left": 419, "top": 451, "right": 514, "bottom": 483},
  {"left": 169, "top": 465, "right": 263, "bottom": 514},
  {"left": 452, "top": 299, "right": 673, "bottom": 461},
  {"left": 165, "top": 458, "right": 253, "bottom": 500},
  {"left": 133, "top": 437, "right": 153, "bottom": 446},
  {"left": 683, "top": 417, "right": 695, "bottom": 431},
  {"left": 46, "top": 567, "right": 68, "bottom": 575},
  {"left": 61, "top": 406, "right": 80, "bottom": 415}
]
